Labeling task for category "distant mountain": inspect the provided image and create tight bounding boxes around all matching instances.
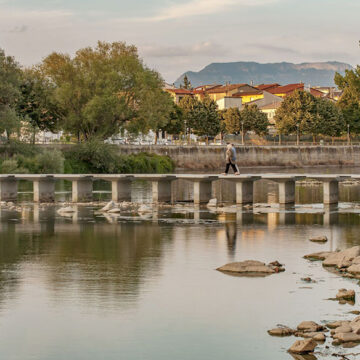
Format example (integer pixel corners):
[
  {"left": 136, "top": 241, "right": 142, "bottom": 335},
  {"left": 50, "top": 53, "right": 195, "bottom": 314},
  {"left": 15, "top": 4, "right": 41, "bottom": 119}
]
[{"left": 174, "top": 61, "right": 353, "bottom": 87}]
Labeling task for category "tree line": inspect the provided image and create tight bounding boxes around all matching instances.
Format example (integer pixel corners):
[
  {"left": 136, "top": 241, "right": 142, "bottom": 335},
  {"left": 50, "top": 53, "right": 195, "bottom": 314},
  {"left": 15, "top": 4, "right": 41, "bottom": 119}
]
[{"left": 1, "top": 41, "right": 360, "bottom": 144}]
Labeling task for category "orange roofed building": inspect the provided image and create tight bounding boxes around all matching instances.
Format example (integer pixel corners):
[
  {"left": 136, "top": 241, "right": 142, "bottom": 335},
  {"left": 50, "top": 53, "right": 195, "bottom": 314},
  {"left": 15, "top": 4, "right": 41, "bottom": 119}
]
[{"left": 267, "top": 83, "right": 326, "bottom": 98}]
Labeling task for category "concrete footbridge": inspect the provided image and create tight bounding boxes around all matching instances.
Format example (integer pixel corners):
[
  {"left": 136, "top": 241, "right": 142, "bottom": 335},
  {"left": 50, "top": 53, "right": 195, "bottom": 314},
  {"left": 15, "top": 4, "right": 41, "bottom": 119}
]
[{"left": 0, "top": 173, "right": 356, "bottom": 204}]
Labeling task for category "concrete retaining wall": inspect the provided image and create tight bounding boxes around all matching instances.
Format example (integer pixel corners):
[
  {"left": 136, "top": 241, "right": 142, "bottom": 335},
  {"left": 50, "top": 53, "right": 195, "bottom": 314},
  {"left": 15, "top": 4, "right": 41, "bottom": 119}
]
[{"left": 32, "top": 144, "right": 360, "bottom": 169}]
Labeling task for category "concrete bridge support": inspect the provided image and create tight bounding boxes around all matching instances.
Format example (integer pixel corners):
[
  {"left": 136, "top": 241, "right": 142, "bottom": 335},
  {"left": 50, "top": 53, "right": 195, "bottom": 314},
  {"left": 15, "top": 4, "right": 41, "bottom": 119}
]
[
  {"left": 33, "top": 177, "right": 55, "bottom": 202},
  {"left": 72, "top": 177, "right": 93, "bottom": 203},
  {"left": 323, "top": 180, "right": 339, "bottom": 205},
  {"left": 112, "top": 179, "right": 132, "bottom": 202},
  {"left": 152, "top": 180, "right": 173, "bottom": 203},
  {"left": 0, "top": 176, "right": 18, "bottom": 202}
]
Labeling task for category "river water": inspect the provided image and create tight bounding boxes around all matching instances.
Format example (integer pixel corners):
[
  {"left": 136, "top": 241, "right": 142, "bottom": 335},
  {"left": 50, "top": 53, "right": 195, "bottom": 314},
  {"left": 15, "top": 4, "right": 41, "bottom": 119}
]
[{"left": 2, "top": 169, "right": 360, "bottom": 360}]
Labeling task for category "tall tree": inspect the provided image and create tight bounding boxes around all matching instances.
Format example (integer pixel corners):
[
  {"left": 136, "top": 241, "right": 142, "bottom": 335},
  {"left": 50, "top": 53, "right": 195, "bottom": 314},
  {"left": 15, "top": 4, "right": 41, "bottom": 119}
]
[
  {"left": 17, "top": 69, "right": 61, "bottom": 143},
  {"left": 40, "top": 41, "right": 173, "bottom": 141},
  {"left": 275, "top": 90, "right": 317, "bottom": 138},
  {"left": 223, "top": 107, "right": 241, "bottom": 135},
  {"left": 240, "top": 104, "right": 269, "bottom": 137},
  {"left": 0, "top": 49, "right": 22, "bottom": 141},
  {"left": 335, "top": 63, "right": 360, "bottom": 134},
  {"left": 181, "top": 74, "right": 192, "bottom": 90}
]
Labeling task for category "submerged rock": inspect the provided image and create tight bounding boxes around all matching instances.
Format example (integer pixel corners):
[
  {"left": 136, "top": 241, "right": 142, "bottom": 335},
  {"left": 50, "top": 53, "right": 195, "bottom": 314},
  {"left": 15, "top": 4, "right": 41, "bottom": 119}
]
[
  {"left": 309, "top": 236, "right": 328, "bottom": 243},
  {"left": 336, "top": 289, "right": 356, "bottom": 301},
  {"left": 268, "top": 327, "right": 295, "bottom": 336},
  {"left": 288, "top": 338, "right": 317, "bottom": 354},
  {"left": 303, "top": 251, "right": 333, "bottom": 261},
  {"left": 217, "top": 260, "right": 284, "bottom": 276},
  {"left": 333, "top": 332, "right": 360, "bottom": 343}
]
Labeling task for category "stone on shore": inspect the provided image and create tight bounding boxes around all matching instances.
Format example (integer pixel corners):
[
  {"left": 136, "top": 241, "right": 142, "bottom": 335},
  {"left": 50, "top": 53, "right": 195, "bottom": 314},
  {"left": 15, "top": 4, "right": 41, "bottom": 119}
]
[
  {"left": 334, "top": 324, "right": 352, "bottom": 334},
  {"left": 288, "top": 338, "right": 317, "bottom": 354},
  {"left": 333, "top": 332, "right": 360, "bottom": 343},
  {"left": 216, "top": 260, "right": 284, "bottom": 275},
  {"left": 327, "top": 321, "right": 348, "bottom": 329},
  {"left": 336, "top": 289, "right": 356, "bottom": 301},
  {"left": 207, "top": 198, "right": 217, "bottom": 207},
  {"left": 309, "top": 236, "right": 328, "bottom": 243},
  {"left": 297, "top": 321, "right": 324, "bottom": 332},
  {"left": 100, "top": 201, "right": 116, "bottom": 212},
  {"left": 323, "top": 246, "right": 360, "bottom": 268},
  {"left": 268, "top": 327, "right": 295, "bottom": 336},
  {"left": 303, "top": 251, "right": 333, "bottom": 261},
  {"left": 347, "top": 264, "right": 360, "bottom": 275}
]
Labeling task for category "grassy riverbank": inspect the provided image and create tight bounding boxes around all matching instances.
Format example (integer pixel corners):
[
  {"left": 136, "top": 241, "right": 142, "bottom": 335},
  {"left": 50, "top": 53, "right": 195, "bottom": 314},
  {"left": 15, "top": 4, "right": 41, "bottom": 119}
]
[{"left": 0, "top": 141, "right": 175, "bottom": 174}]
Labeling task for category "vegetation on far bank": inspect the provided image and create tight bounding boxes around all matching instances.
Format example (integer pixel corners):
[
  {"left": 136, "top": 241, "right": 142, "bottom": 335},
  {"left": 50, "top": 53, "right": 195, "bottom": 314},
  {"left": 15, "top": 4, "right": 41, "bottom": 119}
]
[{"left": 0, "top": 141, "right": 174, "bottom": 174}]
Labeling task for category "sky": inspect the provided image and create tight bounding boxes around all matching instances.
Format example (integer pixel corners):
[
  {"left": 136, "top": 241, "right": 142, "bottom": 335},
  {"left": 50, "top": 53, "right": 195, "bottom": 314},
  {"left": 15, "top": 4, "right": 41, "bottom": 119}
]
[{"left": 0, "top": 0, "right": 359, "bottom": 82}]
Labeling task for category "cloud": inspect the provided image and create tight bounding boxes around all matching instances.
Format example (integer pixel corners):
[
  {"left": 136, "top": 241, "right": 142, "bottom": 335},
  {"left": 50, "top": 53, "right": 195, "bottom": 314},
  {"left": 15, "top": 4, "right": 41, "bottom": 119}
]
[
  {"left": 141, "top": 42, "right": 230, "bottom": 58},
  {"left": 134, "top": 0, "right": 278, "bottom": 22},
  {"left": 5, "top": 25, "right": 28, "bottom": 33},
  {"left": 245, "top": 43, "right": 299, "bottom": 55}
]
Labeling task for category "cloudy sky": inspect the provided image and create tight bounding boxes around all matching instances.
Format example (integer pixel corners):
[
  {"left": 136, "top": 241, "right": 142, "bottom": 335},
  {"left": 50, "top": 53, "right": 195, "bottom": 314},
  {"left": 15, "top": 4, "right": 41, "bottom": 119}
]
[{"left": 0, "top": 0, "right": 359, "bottom": 82}]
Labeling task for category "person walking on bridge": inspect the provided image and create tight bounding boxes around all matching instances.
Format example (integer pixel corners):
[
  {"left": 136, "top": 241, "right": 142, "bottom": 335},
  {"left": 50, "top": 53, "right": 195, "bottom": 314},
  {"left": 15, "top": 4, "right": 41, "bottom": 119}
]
[{"left": 222, "top": 143, "right": 240, "bottom": 175}]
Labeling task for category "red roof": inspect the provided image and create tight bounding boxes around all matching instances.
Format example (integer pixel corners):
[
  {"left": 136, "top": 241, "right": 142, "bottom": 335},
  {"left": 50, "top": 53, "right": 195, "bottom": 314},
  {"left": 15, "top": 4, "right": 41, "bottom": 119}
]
[
  {"left": 166, "top": 88, "right": 193, "bottom": 95},
  {"left": 268, "top": 83, "right": 304, "bottom": 95},
  {"left": 206, "top": 83, "right": 248, "bottom": 94},
  {"left": 255, "top": 83, "right": 280, "bottom": 91}
]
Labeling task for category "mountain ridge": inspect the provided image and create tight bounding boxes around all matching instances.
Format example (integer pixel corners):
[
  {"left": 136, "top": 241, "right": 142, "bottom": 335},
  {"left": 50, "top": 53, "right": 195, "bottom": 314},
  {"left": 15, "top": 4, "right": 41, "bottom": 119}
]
[{"left": 174, "top": 61, "right": 353, "bottom": 87}]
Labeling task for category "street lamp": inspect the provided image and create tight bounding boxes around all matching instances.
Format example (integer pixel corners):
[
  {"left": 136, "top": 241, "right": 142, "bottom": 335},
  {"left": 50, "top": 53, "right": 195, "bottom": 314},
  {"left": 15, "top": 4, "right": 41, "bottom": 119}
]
[
  {"left": 347, "top": 124, "right": 350, "bottom": 146},
  {"left": 241, "top": 120, "right": 244, "bottom": 146}
]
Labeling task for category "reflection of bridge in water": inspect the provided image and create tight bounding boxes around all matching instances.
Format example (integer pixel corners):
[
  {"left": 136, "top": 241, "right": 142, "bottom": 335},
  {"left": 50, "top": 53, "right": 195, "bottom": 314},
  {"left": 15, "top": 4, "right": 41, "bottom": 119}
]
[{"left": 0, "top": 173, "right": 357, "bottom": 205}]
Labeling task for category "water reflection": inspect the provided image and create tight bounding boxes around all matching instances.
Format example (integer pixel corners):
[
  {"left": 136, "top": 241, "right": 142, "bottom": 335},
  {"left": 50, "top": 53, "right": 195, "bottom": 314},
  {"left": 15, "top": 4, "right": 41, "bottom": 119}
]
[{"left": 2, "top": 205, "right": 360, "bottom": 359}]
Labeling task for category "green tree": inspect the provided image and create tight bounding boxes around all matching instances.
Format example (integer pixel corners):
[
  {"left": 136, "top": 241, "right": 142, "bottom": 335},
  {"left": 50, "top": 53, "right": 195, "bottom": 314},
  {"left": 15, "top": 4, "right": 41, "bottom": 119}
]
[
  {"left": 179, "top": 95, "right": 202, "bottom": 142},
  {"left": 335, "top": 64, "right": 360, "bottom": 134},
  {"left": 223, "top": 107, "right": 241, "bottom": 135},
  {"left": 275, "top": 90, "right": 317, "bottom": 140},
  {"left": 17, "top": 69, "right": 61, "bottom": 143},
  {"left": 162, "top": 104, "right": 184, "bottom": 137},
  {"left": 41, "top": 41, "right": 173, "bottom": 141},
  {"left": 315, "top": 97, "right": 345, "bottom": 138},
  {"left": 240, "top": 104, "right": 269, "bottom": 137},
  {"left": 181, "top": 74, "right": 192, "bottom": 90},
  {"left": 0, "top": 49, "right": 22, "bottom": 141}
]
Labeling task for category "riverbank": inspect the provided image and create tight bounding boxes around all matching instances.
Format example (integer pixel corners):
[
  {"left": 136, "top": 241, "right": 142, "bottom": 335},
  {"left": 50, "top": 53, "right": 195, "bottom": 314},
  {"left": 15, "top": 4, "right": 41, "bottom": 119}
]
[{"left": 32, "top": 144, "right": 360, "bottom": 170}]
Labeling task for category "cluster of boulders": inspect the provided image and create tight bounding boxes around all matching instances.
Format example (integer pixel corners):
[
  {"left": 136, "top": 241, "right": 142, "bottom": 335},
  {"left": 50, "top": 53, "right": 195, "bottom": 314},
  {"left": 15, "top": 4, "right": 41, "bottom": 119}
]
[
  {"left": 269, "top": 321, "right": 326, "bottom": 354},
  {"left": 0, "top": 201, "right": 22, "bottom": 212},
  {"left": 216, "top": 260, "right": 285, "bottom": 276},
  {"left": 304, "top": 246, "right": 360, "bottom": 280}
]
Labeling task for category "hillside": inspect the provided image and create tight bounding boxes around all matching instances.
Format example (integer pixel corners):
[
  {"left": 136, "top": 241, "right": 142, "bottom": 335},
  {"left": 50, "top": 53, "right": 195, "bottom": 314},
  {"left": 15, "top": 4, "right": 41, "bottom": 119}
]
[{"left": 174, "top": 61, "right": 352, "bottom": 87}]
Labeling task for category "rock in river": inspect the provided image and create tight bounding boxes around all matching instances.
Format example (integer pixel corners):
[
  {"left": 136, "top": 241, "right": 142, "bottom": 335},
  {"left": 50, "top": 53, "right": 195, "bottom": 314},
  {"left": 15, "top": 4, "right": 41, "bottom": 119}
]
[
  {"left": 288, "top": 338, "right": 317, "bottom": 354},
  {"left": 323, "top": 246, "right": 360, "bottom": 268},
  {"left": 303, "top": 251, "right": 333, "bottom": 261},
  {"left": 336, "top": 289, "right": 355, "bottom": 301},
  {"left": 216, "top": 260, "right": 285, "bottom": 276},
  {"left": 309, "top": 236, "right": 328, "bottom": 243},
  {"left": 268, "top": 327, "right": 295, "bottom": 336},
  {"left": 297, "top": 321, "right": 324, "bottom": 332}
]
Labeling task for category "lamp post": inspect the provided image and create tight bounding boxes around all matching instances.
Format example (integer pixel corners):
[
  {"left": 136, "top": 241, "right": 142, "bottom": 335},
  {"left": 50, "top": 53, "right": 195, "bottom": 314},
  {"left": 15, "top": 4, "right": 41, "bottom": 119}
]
[
  {"left": 296, "top": 124, "right": 300, "bottom": 146},
  {"left": 241, "top": 121, "right": 244, "bottom": 146},
  {"left": 347, "top": 124, "right": 350, "bottom": 146}
]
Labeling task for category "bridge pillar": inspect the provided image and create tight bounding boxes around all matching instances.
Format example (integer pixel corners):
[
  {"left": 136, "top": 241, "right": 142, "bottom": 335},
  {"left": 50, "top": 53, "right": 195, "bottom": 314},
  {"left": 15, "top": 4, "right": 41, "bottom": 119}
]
[
  {"left": 33, "top": 177, "right": 55, "bottom": 203},
  {"left": 0, "top": 176, "right": 18, "bottom": 202},
  {"left": 278, "top": 180, "right": 296, "bottom": 204},
  {"left": 193, "top": 181, "right": 214, "bottom": 204},
  {"left": 72, "top": 177, "right": 93, "bottom": 202},
  {"left": 112, "top": 179, "right": 132, "bottom": 202},
  {"left": 152, "top": 180, "right": 173, "bottom": 203},
  {"left": 323, "top": 180, "right": 339, "bottom": 205}
]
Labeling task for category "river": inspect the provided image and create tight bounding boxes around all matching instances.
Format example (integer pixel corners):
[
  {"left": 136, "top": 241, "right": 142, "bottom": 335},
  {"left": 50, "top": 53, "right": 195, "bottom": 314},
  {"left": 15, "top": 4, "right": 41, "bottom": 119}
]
[{"left": 1, "top": 168, "right": 360, "bottom": 359}]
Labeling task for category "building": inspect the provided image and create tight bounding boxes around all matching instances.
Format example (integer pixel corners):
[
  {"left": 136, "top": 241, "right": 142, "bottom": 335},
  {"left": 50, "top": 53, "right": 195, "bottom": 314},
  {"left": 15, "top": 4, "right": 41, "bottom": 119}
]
[
  {"left": 216, "top": 96, "right": 242, "bottom": 110},
  {"left": 206, "top": 83, "right": 258, "bottom": 101},
  {"left": 165, "top": 88, "right": 193, "bottom": 104},
  {"left": 267, "top": 83, "right": 326, "bottom": 98}
]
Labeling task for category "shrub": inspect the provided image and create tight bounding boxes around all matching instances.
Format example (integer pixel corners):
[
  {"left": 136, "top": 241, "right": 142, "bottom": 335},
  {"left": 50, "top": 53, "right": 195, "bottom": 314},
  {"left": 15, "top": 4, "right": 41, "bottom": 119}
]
[{"left": 0, "top": 158, "right": 28, "bottom": 174}]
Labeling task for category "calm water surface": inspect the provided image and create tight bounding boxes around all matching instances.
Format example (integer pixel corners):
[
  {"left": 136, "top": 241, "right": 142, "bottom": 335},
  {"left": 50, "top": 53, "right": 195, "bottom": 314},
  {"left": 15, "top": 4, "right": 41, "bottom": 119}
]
[{"left": 2, "top": 171, "right": 360, "bottom": 359}]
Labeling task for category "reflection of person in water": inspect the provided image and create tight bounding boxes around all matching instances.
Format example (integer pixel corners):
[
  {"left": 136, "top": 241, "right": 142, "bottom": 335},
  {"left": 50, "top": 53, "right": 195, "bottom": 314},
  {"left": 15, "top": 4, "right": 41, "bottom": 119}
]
[{"left": 225, "top": 222, "right": 237, "bottom": 256}]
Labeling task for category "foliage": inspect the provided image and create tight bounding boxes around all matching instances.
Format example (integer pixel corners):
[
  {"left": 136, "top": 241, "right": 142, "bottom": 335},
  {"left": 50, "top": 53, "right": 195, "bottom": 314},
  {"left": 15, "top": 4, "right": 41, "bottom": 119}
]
[
  {"left": 275, "top": 90, "right": 318, "bottom": 135},
  {"left": 223, "top": 107, "right": 241, "bottom": 135},
  {"left": 179, "top": 95, "right": 220, "bottom": 140},
  {"left": 275, "top": 90, "right": 345, "bottom": 138},
  {"left": 63, "top": 141, "right": 174, "bottom": 174},
  {"left": 17, "top": 69, "right": 60, "bottom": 143},
  {"left": 40, "top": 41, "right": 173, "bottom": 141},
  {"left": 335, "top": 64, "right": 360, "bottom": 133},
  {"left": 181, "top": 74, "right": 192, "bottom": 90},
  {"left": 0, "top": 159, "right": 28, "bottom": 173},
  {"left": 0, "top": 49, "right": 22, "bottom": 140},
  {"left": 162, "top": 104, "right": 184, "bottom": 135}
]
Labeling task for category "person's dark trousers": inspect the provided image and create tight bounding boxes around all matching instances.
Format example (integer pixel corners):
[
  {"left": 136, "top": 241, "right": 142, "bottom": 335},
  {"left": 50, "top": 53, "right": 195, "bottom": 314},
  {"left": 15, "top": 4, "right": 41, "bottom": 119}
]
[{"left": 225, "top": 162, "right": 237, "bottom": 174}]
